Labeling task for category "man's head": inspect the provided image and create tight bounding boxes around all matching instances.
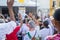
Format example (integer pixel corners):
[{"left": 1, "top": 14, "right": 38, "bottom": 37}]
[
  {"left": 53, "top": 8, "right": 60, "bottom": 31},
  {"left": 29, "top": 20, "right": 35, "bottom": 28}
]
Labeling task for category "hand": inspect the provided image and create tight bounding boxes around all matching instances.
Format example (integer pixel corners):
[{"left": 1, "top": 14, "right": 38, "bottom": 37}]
[
  {"left": 18, "top": 13, "right": 22, "bottom": 20},
  {"left": 7, "top": 0, "right": 14, "bottom": 8},
  {"left": 0, "top": 14, "right": 3, "bottom": 17},
  {"left": 7, "top": 0, "right": 15, "bottom": 21}
]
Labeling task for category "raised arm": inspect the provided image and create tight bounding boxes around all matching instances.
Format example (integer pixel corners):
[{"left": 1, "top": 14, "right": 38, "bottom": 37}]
[
  {"left": 31, "top": 15, "right": 39, "bottom": 25},
  {"left": 7, "top": 0, "right": 15, "bottom": 21},
  {"left": 18, "top": 13, "right": 23, "bottom": 27}
]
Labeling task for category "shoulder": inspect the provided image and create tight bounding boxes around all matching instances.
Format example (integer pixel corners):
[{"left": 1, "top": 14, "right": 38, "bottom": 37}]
[
  {"left": 8, "top": 21, "right": 16, "bottom": 24},
  {"left": 40, "top": 28, "right": 48, "bottom": 31}
]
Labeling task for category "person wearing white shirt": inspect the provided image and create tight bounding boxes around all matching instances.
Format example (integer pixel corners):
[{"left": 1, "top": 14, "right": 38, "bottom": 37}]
[
  {"left": 38, "top": 21, "right": 52, "bottom": 40},
  {"left": 0, "top": 0, "right": 21, "bottom": 40},
  {"left": 20, "top": 23, "right": 29, "bottom": 40},
  {"left": 0, "top": 21, "right": 16, "bottom": 40},
  {"left": 23, "top": 20, "right": 37, "bottom": 40},
  {"left": 44, "top": 17, "right": 54, "bottom": 34}
]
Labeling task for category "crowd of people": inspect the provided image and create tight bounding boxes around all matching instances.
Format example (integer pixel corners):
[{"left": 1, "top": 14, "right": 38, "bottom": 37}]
[{"left": 0, "top": 0, "right": 60, "bottom": 40}]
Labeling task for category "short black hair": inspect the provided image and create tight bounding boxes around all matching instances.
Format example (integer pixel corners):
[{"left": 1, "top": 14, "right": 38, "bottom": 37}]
[
  {"left": 43, "top": 21, "right": 49, "bottom": 28},
  {"left": 53, "top": 9, "right": 60, "bottom": 21},
  {"left": 23, "top": 18, "right": 30, "bottom": 23},
  {"left": 25, "top": 11, "right": 29, "bottom": 15}
]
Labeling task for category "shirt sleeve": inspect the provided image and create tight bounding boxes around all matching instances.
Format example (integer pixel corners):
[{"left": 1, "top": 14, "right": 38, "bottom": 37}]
[
  {"left": 6, "top": 21, "right": 17, "bottom": 34},
  {"left": 38, "top": 30, "right": 42, "bottom": 37}
]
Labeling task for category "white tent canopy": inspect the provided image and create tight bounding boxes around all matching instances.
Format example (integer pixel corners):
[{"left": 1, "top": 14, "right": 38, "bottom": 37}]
[
  {"left": 37, "top": 0, "right": 50, "bottom": 9},
  {"left": 0, "top": 0, "right": 36, "bottom": 6}
]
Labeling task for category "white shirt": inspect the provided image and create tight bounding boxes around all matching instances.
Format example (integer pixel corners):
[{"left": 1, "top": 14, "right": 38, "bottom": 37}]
[
  {"left": 35, "top": 26, "right": 40, "bottom": 31},
  {"left": 0, "top": 21, "right": 16, "bottom": 40},
  {"left": 24, "top": 29, "right": 36, "bottom": 40},
  {"left": 35, "top": 26, "right": 40, "bottom": 39},
  {"left": 38, "top": 28, "right": 51, "bottom": 40},
  {"left": 48, "top": 25, "right": 54, "bottom": 35},
  {"left": 44, "top": 18, "right": 54, "bottom": 34},
  {"left": 18, "top": 23, "right": 29, "bottom": 40},
  {"left": 20, "top": 24, "right": 29, "bottom": 34}
]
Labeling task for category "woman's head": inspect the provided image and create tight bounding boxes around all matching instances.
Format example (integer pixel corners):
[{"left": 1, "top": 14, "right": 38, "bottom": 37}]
[{"left": 53, "top": 9, "right": 60, "bottom": 31}]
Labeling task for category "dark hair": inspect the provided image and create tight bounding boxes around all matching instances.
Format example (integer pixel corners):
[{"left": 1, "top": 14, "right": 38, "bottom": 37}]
[
  {"left": 25, "top": 15, "right": 28, "bottom": 18},
  {"left": 35, "top": 16, "right": 40, "bottom": 20},
  {"left": 23, "top": 19, "right": 26, "bottom": 23},
  {"left": 53, "top": 9, "right": 60, "bottom": 21},
  {"left": 23, "top": 19, "right": 30, "bottom": 23},
  {"left": 43, "top": 21, "right": 49, "bottom": 28},
  {"left": 26, "top": 11, "right": 33, "bottom": 15}
]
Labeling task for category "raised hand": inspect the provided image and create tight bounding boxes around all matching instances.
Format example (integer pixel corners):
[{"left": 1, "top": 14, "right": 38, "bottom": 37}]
[
  {"left": 18, "top": 13, "right": 23, "bottom": 27},
  {"left": 7, "top": 0, "right": 14, "bottom": 8},
  {"left": 7, "top": 0, "right": 15, "bottom": 21}
]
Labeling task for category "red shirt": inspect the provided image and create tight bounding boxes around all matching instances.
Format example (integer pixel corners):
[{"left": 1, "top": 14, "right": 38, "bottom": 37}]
[{"left": 6, "top": 26, "right": 20, "bottom": 40}]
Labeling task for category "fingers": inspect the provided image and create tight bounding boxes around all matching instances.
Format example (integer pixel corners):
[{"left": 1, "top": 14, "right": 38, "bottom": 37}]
[{"left": 7, "top": 0, "right": 14, "bottom": 7}]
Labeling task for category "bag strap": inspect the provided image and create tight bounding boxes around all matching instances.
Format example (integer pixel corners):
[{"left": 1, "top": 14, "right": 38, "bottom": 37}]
[
  {"left": 27, "top": 32, "right": 32, "bottom": 39},
  {"left": 27, "top": 30, "right": 37, "bottom": 39},
  {"left": 33, "top": 30, "right": 37, "bottom": 37}
]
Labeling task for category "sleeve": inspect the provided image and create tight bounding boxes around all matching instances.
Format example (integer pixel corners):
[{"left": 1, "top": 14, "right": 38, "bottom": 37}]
[
  {"left": 0, "top": 21, "right": 16, "bottom": 40},
  {"left": 38, "top": 30, "right": 42, "bottom": 37},
  {"left": 48, "top": 25, "right": 54, "bottom": 35}
]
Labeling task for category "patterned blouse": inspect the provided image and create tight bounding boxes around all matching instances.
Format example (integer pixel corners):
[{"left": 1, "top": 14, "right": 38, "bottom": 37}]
[{"left": 47, "top": 34, "right": 60, "bottom": 40}]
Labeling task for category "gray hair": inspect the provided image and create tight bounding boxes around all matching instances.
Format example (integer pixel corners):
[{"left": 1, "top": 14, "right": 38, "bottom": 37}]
[{"left": 29, "top": 20, "right": 35, "bottom": 28}]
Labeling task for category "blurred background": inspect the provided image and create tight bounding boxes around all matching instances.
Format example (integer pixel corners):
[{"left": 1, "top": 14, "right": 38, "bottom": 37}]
[{"left": 0, "top": 0, "right": 60, "bottom": 20}]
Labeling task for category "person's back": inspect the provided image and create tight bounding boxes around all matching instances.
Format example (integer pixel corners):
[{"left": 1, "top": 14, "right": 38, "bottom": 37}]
[{"left": 39, "top": 27, "right": 50, "bottom": 40}]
